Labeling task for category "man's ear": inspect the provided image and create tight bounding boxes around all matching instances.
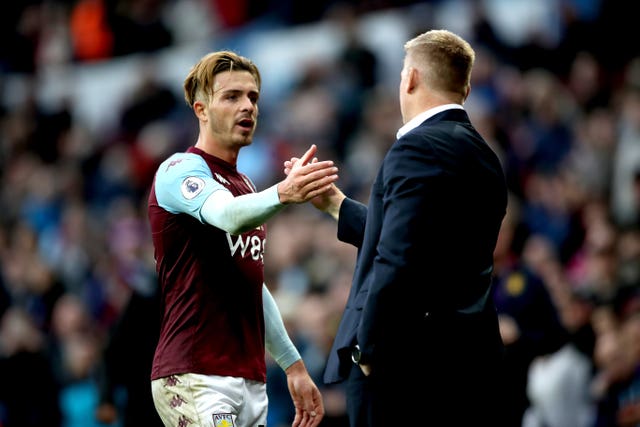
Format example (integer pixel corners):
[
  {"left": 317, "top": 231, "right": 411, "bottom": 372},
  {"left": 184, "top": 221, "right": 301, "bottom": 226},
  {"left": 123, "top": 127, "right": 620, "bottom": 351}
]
[
  {"left": 193, "top": 100, "right": 207, "bottom": 121},
  {"left": 406, "top": 66, "right": 419, "bottom": 93},
  {"left": 464, "top": 85, "right": 471, "bottom": 103}
]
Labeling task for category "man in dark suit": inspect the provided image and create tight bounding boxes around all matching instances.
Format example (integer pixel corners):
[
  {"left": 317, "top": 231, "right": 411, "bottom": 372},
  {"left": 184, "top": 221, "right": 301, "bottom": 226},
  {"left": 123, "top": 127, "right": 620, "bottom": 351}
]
[{"left": 286, "top": 29, "right": 508, "bottom": 426}]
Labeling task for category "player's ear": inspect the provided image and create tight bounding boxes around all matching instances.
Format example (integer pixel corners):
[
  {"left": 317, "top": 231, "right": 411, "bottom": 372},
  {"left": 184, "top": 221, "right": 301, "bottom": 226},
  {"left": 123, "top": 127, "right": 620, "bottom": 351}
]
[{"left": 193, "top": 100, "right": 207, "bottom": 121}]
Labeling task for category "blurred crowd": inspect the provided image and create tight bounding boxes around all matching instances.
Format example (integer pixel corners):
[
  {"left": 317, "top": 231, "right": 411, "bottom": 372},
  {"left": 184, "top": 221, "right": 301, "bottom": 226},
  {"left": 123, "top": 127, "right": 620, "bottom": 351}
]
[{"left": 0, "top": 0, "right": 639, "bottom": 427}]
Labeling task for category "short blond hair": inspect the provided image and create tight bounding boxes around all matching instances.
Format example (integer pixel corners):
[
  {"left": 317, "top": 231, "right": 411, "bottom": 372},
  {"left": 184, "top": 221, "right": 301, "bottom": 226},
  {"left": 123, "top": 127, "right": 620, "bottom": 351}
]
[
  {"left": 183, "top": 50, "right": 261, "bottom": 108},
  {"left": 404, "top": 29, "right": 475, "bottom": 97}
]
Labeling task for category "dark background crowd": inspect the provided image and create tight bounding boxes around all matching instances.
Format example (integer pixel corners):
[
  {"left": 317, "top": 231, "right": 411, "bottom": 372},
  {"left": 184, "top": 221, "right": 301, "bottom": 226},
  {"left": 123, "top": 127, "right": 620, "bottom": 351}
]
[{"left": 0, "top": 0, "right": 639, "bottom": 426}]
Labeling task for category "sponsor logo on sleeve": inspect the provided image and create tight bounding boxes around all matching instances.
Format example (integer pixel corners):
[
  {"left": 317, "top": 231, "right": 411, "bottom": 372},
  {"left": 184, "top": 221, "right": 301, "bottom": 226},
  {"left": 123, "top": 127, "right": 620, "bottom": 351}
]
[{"left": 180, "top": 176, "right": 205, "bottom": 200}]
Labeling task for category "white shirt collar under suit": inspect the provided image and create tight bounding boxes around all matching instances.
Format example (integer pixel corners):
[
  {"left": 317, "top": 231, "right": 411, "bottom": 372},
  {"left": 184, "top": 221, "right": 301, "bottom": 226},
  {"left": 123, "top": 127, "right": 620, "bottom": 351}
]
[{"left": 396, "top": 104, "right": 464, "bottom": 140}]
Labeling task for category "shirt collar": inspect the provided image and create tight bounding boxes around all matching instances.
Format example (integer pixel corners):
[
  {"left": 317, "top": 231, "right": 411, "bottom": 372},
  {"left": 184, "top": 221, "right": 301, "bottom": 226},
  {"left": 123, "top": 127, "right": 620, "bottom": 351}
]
[{"left": 396, "top": 104, "right": 464, "bottom": 139}]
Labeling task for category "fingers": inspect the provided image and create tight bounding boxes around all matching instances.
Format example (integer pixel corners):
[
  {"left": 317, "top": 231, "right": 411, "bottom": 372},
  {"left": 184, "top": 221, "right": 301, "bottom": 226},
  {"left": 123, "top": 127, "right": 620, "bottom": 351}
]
[
  {"left": 292, "top": 162, "right": 337, "bottom": 190},
  {"left": 297, "top": 144, "right": 318, "bottom": 166},
  {"left": 290, "top": 383, "right": 323, "bottom": 427},
  {"left": 285, "top": 157, "right": 316, "bottom": 169},
  {"left": 284, "top": 156, "right": 319, "bottom": 176},
  {"left": 302, "top": 173, "right": 338, "bottom": 199},
  {"left": 304, "top": 163, "right": 338, "bottom": 181},
  {"left": 283, "top": 158, "right": 298, "bottom": 176},
  {"left": 284, "top": 166, "right": 337, "bottom": 194},
  {"left": 302, "top": 390, "right": 323, "bottom": 427},
  {"left": 293, "top": 409, "right": 320, "bottom": 427},
  {"left": 303, "top": 407, "right": 321, "bottom": 427},
  {"left": 285, "top": 158, "right": 299, "bottom": 169},
  {"left": 295, "top": 162, "right": 337, "bottom": 187},
  {"left": 290, "top": 145, "right": 320, "bottom": 171},
  {"left": 281, "top": 145, "right": 338, "bottom": 203},
  {"left": 292, "top": 407, "right": 311, "bottom": 427},
  {"left": 292, "top": 160, "right": 334, "bottom": 176},
  {"left": 305, "top": 183, "right": 336, "bottom": 201},
  {"left": 292, "top": 409, "right": 302, "bottom": 427}
]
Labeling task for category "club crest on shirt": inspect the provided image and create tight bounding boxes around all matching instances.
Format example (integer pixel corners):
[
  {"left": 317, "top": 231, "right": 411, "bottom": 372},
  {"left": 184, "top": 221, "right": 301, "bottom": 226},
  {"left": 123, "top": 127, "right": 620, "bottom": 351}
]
[
  {"left": 506, "top": 272, "right": 525, "bottom": 296},
  {"left": 181, "top": 176, "right": 205, "bottom": 200},
  {"left": 212, "top": 413, "right": 235, "bottom": 427},
  {"left": 214, "top": 172, "right": 230, "bottom": 186}
]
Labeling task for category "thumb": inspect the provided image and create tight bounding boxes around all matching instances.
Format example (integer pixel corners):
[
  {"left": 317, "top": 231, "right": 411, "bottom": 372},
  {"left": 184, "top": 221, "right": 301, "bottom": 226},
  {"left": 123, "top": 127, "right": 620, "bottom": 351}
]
[{"left": 295, "top": 144, "right": 317, "bottom": 168}]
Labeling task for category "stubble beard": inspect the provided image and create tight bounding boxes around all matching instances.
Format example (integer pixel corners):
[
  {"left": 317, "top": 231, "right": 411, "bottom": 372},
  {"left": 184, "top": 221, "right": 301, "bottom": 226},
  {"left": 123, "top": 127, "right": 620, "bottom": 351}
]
[
  {"left": 234, "top": 130, "right": 254, "bottom": 147},
  {"left": 234, "top": 121, "right": 256, "bottom": 147}
]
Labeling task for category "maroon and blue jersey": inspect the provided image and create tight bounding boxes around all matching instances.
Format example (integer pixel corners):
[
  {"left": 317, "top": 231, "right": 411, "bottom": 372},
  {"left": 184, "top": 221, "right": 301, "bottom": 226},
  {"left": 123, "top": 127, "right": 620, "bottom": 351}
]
[{"left": 148, "top": 146, "right": 267, "bottom": 382}]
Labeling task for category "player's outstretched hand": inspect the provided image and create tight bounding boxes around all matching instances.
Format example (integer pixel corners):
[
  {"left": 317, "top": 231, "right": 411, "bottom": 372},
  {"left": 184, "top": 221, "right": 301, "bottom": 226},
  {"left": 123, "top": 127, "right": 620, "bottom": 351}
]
[
  {"left": 283, "top": 147, "right": 345, "bottom": 219},
  {"left": 277, "top": 144, "right": 338, "bottom": 204}
]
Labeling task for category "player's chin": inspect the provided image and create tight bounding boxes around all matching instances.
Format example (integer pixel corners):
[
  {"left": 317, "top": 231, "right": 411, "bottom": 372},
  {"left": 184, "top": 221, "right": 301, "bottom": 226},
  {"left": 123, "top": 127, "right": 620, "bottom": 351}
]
[{"left": 234, "top": 133, "right": 254, "bottom": 146}]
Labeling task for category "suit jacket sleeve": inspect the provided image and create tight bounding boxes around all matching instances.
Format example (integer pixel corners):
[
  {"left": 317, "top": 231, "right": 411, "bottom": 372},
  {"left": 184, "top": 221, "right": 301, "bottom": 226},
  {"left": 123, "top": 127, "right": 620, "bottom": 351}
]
[
  {"left": 356, "top": 136, "right": 437, "bottom": 357},
  {"left": 337, "top": 197, "right": 367, "bottom": 248}
]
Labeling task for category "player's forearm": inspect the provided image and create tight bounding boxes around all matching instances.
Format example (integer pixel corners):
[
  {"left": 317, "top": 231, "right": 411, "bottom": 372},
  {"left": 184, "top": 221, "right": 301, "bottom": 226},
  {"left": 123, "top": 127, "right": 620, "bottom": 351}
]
[
  {"left": 200, "top": 185, "right": 284, "bottom": 235},
  {"left": 263, "top": 284, "right": 301, "bottom": 370}
]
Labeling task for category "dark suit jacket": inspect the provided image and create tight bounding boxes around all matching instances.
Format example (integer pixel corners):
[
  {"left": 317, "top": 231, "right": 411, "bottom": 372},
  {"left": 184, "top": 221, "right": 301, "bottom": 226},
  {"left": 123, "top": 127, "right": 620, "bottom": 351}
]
[{"left": 324, "top": 108, "right": 509, "bottom": 421}]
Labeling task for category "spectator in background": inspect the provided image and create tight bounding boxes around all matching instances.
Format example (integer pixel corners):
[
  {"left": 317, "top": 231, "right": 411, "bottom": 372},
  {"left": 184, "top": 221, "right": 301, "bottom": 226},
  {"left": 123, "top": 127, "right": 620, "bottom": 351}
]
[
  {"left": 327, "top": 2, "right": 379, "bottom": 159},
  {"left": 0, "top": 307, "right": 62, "bottom": 427},
  {"left": 523, "top": 287, "right": 597, "bottom": 427},
  {"left": 611, "top": 86, "right": 640, "bottom": 229},
  {"left": 95, "top": 284, "right": 163, "bottom": 427},
  {"left": 69, "top": 0, "right": 114, "bottom": 62},
  {"left": 47, "top": 293, "right": 103, "bottom": 427},
  {"left": 0, "top": 2, "right": 43, "bottom": 73},
  {"left": 94, "top": 196, "right": 163, "bottom": 427},
  {"left": 492, "top": 203, "right": 568, "bottom": 427},
  {"left": 591, "top": 289, "right": 640, "bottom": 427}
]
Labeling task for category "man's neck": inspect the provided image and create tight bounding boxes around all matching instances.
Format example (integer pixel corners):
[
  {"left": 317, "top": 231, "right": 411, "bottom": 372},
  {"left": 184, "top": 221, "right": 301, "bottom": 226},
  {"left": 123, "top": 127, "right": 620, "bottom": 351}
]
[{"left": 194, "top": 137, "right": 239, "bottom": 166}]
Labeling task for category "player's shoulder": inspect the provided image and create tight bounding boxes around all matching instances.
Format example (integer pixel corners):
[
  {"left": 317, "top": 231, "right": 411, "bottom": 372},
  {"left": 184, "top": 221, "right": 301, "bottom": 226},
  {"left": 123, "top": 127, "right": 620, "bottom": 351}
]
[
  {"left": 156, "top": 152, "right": 207, "bottom": 179},
  {"left": 153, "top": 152, "right": 214, "bottom": 210},
  {"left": 161, "top": 152, "right": 204, "bottom": 168}
]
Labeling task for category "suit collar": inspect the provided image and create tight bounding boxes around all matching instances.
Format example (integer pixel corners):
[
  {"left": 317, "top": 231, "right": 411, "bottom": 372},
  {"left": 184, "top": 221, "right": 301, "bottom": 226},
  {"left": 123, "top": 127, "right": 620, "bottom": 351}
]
[{"left": 396, "top": 104, "right": 465, "bottom": 139}]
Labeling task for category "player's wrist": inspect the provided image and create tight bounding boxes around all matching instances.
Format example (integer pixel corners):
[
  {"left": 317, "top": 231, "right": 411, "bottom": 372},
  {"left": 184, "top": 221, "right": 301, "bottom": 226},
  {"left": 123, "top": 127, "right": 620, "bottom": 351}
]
[
  {"left": 275, "top": 181, "right": 292, "bottom": 204},
  {"left": 284, "top": 358, "right": 305, "bottom": 375}
]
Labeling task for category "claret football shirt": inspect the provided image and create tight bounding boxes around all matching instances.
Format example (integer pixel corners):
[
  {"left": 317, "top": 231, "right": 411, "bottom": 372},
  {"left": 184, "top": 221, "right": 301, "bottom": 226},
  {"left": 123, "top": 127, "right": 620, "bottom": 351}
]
[{"left": 148, "top": 146, "right": 267, "bottom": 382}]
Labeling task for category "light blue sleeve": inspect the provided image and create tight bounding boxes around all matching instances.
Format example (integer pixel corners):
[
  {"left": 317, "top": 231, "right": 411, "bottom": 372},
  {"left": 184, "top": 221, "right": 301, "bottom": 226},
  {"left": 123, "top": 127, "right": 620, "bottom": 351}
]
[
  {"left": 154, "top": 152, "right": 226, "bottom": 222},
  {"left": 201, "top": 184, "right": 283, "bottom": 235},
  {"left": 263, "top": 284, "right": 301, "bottom": 370}
]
